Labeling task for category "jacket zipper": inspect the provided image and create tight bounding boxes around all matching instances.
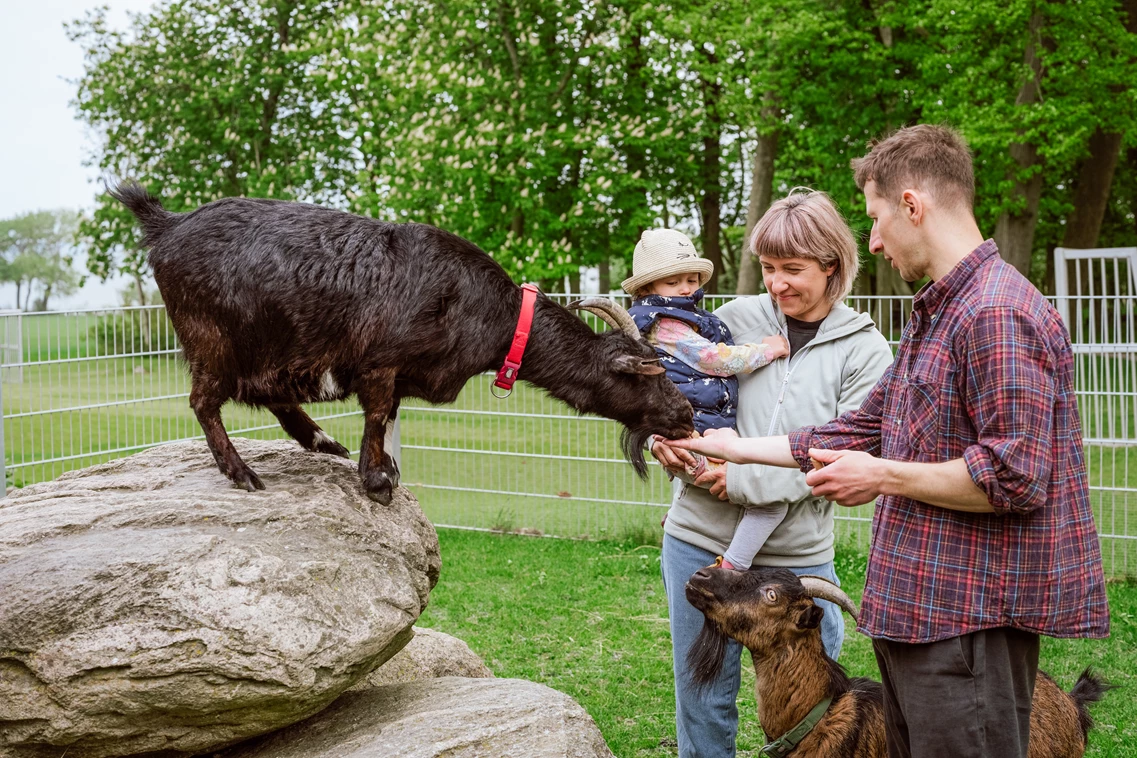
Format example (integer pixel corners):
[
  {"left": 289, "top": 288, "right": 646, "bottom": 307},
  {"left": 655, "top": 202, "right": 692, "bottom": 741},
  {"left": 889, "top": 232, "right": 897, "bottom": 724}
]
[{"left": 766, "top": 345, "right": 811, "bottom": 437}]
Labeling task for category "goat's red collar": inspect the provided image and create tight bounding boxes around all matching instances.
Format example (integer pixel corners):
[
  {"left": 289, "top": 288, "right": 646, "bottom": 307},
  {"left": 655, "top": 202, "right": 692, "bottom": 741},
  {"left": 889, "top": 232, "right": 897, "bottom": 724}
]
[{"left": 492, "top": 283, "right": 539, "bottom": 398}]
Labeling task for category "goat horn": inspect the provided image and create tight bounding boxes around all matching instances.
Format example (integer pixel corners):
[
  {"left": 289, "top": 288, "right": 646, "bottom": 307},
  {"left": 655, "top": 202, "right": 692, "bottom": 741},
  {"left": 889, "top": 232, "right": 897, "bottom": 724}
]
[
  {"left": 567, "top": 297, "right": 641, "bottom": 341},
  {"left": 798, "top": 575, "right": 859, "bottom": 622}
]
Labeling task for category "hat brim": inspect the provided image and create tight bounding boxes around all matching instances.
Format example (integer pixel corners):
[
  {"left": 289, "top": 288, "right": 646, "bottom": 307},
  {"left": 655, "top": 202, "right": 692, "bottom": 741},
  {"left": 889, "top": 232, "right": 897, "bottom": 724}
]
[{"left": 622, "top": 258, "right": 715, "bottom": 295}]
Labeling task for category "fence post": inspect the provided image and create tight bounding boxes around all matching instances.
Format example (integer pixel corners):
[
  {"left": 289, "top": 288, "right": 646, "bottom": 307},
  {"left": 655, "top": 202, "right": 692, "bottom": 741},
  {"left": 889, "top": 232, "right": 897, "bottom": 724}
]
[
  {"left": 388, "top": 416, "right": 401, "bottom": 471},
  {"left": 1053, "top": 247, "right": 1070, "bottom": 334}
]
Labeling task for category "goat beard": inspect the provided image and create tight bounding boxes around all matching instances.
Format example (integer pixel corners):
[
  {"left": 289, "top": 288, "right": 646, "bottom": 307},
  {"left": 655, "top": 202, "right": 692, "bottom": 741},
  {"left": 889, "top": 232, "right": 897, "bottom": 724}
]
[
  {"left": 620, "top": 427, "right": 653, "bottom": 480},
  {"left": 687, "top": 617, "right": 729, "bottom": 690}
]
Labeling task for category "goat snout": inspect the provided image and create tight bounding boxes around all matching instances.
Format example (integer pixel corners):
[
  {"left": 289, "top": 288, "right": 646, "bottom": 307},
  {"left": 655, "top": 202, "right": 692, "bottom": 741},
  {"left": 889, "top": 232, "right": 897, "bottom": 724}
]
[{"left": 691, "top": 567, "right": 717, "bottom": 583}]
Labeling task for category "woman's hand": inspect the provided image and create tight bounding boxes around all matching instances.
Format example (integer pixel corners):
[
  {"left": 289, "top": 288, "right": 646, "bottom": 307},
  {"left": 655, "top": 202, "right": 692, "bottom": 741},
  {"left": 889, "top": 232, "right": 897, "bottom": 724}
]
[
  {"left": 695, "top": 464, "right": 730, "bottom": 500},
  {"left": 664, "top": 428, "right": 742, "bottom": 462},
  {"left": 651, "top": 435, "right": 697, "bottom": 475}
]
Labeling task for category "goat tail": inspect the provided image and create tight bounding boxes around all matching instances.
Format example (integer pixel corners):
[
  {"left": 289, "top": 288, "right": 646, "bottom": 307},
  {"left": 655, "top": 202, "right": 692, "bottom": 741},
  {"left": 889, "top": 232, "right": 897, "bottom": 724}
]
[
  {"left": 1068, "top": 667, "right": 1115, "bottom": 743},
  {"left": 108, "top": 180, "right": 180, "bottom": 248}
]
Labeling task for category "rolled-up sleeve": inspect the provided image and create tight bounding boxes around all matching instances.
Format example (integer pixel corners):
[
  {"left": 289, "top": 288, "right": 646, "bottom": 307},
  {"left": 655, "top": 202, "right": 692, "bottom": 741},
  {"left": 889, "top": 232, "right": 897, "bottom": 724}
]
[{"left": 959, "top": 307, "right": 1056, "bottom": 515}]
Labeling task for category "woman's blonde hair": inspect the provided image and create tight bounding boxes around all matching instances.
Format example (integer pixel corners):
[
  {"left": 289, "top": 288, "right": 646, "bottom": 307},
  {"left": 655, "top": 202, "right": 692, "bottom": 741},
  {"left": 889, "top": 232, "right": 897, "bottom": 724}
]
[{"left": 748, "top": 188, "right": 860, "bottom": 304}]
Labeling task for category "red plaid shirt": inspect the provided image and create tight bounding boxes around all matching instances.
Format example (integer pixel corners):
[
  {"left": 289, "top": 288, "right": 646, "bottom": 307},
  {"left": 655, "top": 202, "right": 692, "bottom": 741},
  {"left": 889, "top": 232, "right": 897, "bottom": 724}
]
[{"left": 790, "top": 240, "right": 1110, "bottom": 643}]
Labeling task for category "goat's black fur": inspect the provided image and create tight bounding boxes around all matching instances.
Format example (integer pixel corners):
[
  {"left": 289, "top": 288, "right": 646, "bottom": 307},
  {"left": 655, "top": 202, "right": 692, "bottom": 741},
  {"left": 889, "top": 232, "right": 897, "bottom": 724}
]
[
  {"left": 688, "top": 617, "right": 729, "bottom": 690},
  {"left": 110, "top": 182, "right": 695, "bottom": 501},
  {"left": 1067, "top": 667, "right": 1115, "bottom": 744}
]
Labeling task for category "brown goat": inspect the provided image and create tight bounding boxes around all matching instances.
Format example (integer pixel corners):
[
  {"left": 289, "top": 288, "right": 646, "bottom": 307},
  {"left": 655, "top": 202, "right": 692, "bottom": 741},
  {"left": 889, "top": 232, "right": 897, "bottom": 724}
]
[
  {"left": 685, "top": 566, "right": 1111, "bottom": 758},
  {"left": 110, "top": 183, "right": 696, "bottom": 503}
]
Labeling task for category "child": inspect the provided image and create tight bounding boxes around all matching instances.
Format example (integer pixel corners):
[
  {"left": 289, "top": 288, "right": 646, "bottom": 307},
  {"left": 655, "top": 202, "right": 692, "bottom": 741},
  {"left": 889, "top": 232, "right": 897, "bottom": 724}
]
[{"left": 623, "top": 228, "right": 789, "bottom": 570}]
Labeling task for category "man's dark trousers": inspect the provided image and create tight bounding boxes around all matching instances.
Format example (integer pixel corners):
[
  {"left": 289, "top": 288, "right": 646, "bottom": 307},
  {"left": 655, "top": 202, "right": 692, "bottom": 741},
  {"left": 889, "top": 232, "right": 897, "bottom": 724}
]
[{"left": 872, "top": 627, "right": 1040, "bottom": 758}]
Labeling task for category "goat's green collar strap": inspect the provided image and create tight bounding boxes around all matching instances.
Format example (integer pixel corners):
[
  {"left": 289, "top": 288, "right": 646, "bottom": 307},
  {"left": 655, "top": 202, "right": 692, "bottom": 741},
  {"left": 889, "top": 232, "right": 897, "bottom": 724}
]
[{"left": 758, "top": 696, "right": 833, "bottom": 757}]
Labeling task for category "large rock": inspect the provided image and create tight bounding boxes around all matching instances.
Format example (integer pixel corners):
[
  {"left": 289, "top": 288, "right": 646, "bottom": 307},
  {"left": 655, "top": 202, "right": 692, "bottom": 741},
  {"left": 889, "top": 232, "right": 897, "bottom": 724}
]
[
  {"left": 218, "top": 677, "right": 615, "bottom": 758},
  {"left": 351, "top": 627, "right": 493, "bottom": 689},
  {"left": 0, "top": 438, "right": 440, "bottom": 758}
]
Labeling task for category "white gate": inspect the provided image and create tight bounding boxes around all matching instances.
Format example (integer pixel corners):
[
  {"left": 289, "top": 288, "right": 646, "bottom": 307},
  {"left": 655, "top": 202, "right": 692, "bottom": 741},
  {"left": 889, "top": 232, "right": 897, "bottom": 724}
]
[{"left": 1053, "top": 247, "right": 1137, "bottom": 574}]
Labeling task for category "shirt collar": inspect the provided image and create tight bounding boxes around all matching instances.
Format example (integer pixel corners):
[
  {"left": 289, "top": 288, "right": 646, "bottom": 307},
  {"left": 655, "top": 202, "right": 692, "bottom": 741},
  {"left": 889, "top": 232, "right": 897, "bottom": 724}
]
[{"left": 913, "top": 239, "right": 999, "bottom": 315}]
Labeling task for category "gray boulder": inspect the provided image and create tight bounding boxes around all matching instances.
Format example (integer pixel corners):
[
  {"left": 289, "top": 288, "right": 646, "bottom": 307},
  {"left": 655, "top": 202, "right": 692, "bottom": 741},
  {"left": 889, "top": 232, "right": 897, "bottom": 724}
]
[
  {"left": 351, "top": 627, "right": 493, "bottom": 689},
  {"left": 0, "top": 438, "right": 440, "bottom": 758},
  {"left": 218, "top": 677, "right": 615, "bottom": 758}
]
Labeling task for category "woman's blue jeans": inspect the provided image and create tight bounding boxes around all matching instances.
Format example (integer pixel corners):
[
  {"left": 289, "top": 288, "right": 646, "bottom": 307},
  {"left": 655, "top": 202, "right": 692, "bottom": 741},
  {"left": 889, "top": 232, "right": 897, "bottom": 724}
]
[{"left": 661, "top": 533, "right": 845, "bottom": 758}]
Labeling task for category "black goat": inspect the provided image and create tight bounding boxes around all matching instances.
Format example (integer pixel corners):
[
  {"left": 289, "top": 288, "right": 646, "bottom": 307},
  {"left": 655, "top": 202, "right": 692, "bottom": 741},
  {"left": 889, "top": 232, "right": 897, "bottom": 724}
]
[
  {"left": 685, "top": 566, "right": 1112, "bottom": 758},
  {"left": 111, "top": 183, "right": 695, "bottom": 503}
]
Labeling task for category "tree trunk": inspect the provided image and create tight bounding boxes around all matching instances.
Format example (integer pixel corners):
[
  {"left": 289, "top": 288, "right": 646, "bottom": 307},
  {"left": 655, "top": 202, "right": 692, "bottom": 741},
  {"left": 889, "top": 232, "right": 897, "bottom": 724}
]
[
  {"left": 1062, "top": 129, "right": 1123, "bottom": 250},
  {"left": 737, "top": 125, "right": 779, "bottom": 294},
  {"left": 875, "top": 259, "right": 913, "bottom": 298},
  {"left": 1061, "top": 0, "right": 1136, "bottom": 250},
  {"left": 700, "top": 130, "right": 723, "bottom": 294},
  {"left": 993, "top": 10, "right": 1045, "bottom": 277},
  {"left": 14, "top": 281, "right": 21, "bottom": 312},
  {"left": 699, "top": 51, "right": 724, "bottom": 294},
  {"left": 598, "top": 257, "right": 610, "bottom": 294}
]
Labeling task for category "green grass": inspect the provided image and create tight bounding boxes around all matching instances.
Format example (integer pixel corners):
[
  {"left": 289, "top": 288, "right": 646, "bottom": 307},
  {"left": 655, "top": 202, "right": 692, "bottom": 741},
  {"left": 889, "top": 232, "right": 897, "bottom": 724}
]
[{"left": 418, "top": 528, "right": 1137, "bottom": 758}]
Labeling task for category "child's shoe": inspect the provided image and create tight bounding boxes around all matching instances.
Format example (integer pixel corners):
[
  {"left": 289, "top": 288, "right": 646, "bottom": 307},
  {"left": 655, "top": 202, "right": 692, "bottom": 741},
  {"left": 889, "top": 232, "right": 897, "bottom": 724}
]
[
  {"left": 684, "top": 454, "right": 725, "bottom": 480},
  {"left": 708, "top": 555, "right": 736, "bottom": 570}
]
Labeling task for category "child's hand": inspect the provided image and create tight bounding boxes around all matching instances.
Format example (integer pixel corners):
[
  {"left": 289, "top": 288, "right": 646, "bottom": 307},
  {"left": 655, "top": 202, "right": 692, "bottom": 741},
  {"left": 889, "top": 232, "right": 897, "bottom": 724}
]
[
  {"left": 666, "top": 429, "right": 742, "bottom": 462},
  {"left": 761, "top": 335, "right": 790, "bottom": 360}
]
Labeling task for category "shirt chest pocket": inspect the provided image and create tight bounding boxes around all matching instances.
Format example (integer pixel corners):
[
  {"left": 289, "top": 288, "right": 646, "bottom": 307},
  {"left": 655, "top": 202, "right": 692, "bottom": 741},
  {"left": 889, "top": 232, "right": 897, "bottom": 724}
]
[{"left": 905, "top": 378, "right": 940, "bottom": 454}]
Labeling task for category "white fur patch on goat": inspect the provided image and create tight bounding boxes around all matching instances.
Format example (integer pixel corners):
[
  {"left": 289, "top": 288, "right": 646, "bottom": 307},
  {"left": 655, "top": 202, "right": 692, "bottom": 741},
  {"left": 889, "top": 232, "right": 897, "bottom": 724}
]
[
  {"left": 319, "top": 371, "right": 341, "bottom": 400},
  {"left": 314, "top": 430, "right": 337, "bottom": 448}
]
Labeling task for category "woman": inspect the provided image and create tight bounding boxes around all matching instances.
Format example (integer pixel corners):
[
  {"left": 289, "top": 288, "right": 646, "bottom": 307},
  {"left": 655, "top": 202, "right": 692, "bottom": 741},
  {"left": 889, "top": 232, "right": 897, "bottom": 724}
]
[{"left": 652, "top": 189, "right": 894, "bottom": 758}]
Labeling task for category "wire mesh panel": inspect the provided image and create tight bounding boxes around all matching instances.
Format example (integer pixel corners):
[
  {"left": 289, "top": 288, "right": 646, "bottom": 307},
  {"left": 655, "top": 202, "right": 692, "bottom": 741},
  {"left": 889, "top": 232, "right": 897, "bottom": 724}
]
[
  {"left": 0, "top": 306, "right": 366, "bottom": 488},
  {"left": 1, "top": 291, "right": 1133, "bottom": 577},
  {"left": 1054, "top": 248, "right": 1137, "bottom": 576}
]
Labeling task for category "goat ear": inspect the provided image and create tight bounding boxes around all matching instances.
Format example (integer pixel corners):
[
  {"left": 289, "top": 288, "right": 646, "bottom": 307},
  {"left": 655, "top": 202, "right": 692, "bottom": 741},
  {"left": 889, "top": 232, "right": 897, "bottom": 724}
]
[
  {"left": 613, "top": 355, "right": 666, "bottom": 375},
  {"left": 795, "top": 604, "right": 824, "bottom": 630}
]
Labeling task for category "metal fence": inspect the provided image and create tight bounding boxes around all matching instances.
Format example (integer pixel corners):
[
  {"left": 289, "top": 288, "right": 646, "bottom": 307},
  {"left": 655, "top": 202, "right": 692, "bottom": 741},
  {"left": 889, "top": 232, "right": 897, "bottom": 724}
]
[{"left": 1, "top": 294, "right": 1133, "bottom": 578}]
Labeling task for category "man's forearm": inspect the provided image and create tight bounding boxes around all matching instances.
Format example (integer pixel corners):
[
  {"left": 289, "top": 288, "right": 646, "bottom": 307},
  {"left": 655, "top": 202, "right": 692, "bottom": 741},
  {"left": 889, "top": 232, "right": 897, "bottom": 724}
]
[
  {"left": 880, "top": 457, "right": 994, "bottom": 513},
  {"left": 732, "top": 435, "right": 799, "bottom": 468}
]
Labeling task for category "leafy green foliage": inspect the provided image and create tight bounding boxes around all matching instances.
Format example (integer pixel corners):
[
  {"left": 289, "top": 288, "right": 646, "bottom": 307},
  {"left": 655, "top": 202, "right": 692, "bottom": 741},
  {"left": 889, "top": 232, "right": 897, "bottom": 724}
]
[{"left": 69, "top": 0, "right": 1137, "bottom": 295}]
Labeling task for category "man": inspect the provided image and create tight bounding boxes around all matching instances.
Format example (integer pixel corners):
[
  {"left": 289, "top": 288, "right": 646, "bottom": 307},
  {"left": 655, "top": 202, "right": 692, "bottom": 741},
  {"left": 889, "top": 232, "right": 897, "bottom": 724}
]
[{"left": 661, "top": 124, "right": 1110, "bottom": 757}]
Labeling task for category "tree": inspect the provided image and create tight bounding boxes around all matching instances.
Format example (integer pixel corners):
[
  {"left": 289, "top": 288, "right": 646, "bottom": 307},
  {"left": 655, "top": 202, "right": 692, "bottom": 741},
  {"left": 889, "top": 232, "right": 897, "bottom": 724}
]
[
  {"left": 0, "top": 211, "right": 84, "bottom": 311},
  {"left": 68, "top": 0, "right": 359, "bottom": 302}
]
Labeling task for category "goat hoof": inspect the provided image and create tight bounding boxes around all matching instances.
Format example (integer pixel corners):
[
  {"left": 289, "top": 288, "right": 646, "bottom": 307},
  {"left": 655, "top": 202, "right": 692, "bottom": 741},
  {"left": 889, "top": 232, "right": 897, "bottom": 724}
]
[
  {"left": 312, "top": 431, "right": 351, "bottom": 458},
  {"left": 362, "top": 470, "right": 395, "bottom": 505},
  {"left": 231, "top": 468, "right": 265, "bottom": 492},
  {"left": 316, "top": 438, "right": 351, "bottom": 458},
  {"left": 365, "top": 483, "right": 394, "bottom": 505}
]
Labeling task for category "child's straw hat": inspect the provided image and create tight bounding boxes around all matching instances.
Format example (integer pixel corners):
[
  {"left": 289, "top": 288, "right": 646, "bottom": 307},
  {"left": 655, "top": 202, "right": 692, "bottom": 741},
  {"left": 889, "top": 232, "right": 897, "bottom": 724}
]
[{"left": 621, "top": 229, "right": 714, "bottom": 295}]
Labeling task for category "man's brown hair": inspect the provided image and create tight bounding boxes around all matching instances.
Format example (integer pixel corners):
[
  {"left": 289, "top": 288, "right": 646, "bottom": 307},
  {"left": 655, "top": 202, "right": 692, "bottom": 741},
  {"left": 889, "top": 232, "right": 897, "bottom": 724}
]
[{"left": 852, "top": 124, "right": 975, "bottom": 213}]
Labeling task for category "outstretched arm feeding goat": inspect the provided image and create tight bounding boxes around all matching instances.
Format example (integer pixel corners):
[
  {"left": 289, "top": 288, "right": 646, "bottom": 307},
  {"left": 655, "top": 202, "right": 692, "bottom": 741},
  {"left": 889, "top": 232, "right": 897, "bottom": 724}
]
[
  {"left": 111, "top": 182, "right": 695, "bottom": 503},
  {"left": 685, "top": 566, "right": 1111, "bottom": 758}
]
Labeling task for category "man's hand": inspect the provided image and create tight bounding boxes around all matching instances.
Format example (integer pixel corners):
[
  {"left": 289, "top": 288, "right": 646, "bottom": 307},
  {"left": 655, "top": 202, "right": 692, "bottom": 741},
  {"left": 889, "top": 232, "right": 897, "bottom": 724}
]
[{"left": 804, "top": 448, "right": 887, "bottom": 507}]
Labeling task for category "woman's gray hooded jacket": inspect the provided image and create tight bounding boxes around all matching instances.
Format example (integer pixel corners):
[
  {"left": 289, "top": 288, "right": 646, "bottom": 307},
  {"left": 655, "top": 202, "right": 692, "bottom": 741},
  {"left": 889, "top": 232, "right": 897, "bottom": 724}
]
[{"left": 663, "top": 293, "right": 894, "bottom": 567}]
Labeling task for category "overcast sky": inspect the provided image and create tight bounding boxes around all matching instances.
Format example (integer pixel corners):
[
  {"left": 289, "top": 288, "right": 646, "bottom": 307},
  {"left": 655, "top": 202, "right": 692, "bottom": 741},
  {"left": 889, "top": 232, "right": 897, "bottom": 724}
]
[{"left": 1, "top": 0, "right": 156, "bottom": 309}]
